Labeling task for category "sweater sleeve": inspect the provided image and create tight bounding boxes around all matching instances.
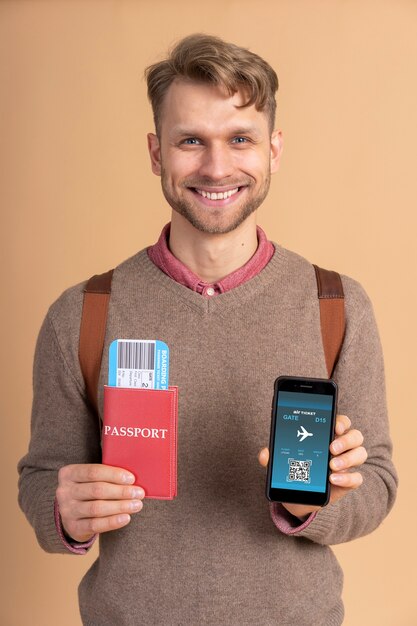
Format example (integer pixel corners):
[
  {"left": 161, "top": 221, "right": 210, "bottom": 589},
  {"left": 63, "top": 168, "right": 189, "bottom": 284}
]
[
  {"left": 17, "top": 310, "right": 102, "bottom": 554},
  {"left": 275, "top": 281, "right": 398, "bottom": 545}
]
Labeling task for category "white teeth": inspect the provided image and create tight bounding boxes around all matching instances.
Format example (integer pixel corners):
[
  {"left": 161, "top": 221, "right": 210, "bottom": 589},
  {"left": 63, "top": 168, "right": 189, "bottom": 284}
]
[{"left": 196, "top": 188, "right": 239, "bottom": 200}]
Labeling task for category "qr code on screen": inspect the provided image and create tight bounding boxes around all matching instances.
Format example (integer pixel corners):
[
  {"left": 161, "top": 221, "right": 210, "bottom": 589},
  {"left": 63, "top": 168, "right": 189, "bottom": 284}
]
[{"left": 287, "top": 459, "right": 312, "bottom": 484}]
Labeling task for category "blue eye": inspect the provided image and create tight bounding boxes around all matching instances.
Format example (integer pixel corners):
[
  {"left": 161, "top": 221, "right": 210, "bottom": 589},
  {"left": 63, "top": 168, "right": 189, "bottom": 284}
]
[
  {"left": 183, "top": 138, "right": 200, "bottom": 145},
  {"left": 232, "top": 137, "right": 249, "bottom": 144}
]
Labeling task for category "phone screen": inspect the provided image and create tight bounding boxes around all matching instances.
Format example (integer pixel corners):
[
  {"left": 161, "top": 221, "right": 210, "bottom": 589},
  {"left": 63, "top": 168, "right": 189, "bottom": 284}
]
[{"left": 266, "top": 377, "right": 337, "bottom": 506}]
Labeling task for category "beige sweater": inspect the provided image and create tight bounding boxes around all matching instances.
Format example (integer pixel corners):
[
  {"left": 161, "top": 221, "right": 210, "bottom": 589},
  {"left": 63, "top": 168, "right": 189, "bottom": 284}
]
[{"left": 18, "top": 245, "right": 397, "bottom": 626}]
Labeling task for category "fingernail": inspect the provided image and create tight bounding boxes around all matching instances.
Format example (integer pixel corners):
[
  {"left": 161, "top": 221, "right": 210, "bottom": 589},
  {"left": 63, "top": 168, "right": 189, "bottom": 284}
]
[
  {"left": 330, "top": 474, "right": 343, "bottom": 484},
  {"left": 132, "top": 488, "right": 145, "bottom": 499},
  {"left": 332, "top": 441, "right": 342, "bottom": 454},
  {"left": 332, "top": 458, "right": 344, "bottom": 469},
  {"left": 130, "top": 500, "right": 143, "bottom": 511},
  {"left": 118, "top": 514, "right": 131, "bottom": 524},
  {"left": 123, "top": 474, "right": 135, "bottom": 484}
]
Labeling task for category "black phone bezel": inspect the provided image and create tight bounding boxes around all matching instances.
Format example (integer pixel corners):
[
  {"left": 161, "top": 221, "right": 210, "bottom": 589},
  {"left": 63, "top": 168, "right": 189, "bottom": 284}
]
[{"left": 266, "top": 376, "right": 338, "bottom": 507}]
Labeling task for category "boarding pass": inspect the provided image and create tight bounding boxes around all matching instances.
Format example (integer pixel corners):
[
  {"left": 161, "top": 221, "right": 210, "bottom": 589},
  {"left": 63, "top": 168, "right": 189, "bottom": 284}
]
[{"left": 108, "top": 339, "right": 170, "bottom": 390}]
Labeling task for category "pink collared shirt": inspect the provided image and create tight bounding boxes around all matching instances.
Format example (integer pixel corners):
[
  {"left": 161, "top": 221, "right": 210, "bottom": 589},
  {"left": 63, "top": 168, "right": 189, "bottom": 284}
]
[{"left": 147, "top": 223, "right": 275, "bottom": 295}]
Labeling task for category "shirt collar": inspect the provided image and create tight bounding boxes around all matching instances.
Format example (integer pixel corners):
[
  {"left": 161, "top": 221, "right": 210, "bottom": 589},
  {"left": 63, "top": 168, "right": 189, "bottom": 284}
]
[{"left": 147, "top": 222, "right": 274, "bottom": 296}]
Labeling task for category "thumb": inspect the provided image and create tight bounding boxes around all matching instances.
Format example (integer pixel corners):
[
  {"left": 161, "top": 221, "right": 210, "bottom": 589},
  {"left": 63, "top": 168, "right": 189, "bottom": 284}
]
[{"left": 258, "top": 447, "right": 269, "bottom": 467}]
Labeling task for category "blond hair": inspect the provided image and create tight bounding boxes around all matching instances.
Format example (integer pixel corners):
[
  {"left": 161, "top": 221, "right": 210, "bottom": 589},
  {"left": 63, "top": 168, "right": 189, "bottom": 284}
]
[{"left": 145, "top": 34, "right": 278, "bottom": 134}]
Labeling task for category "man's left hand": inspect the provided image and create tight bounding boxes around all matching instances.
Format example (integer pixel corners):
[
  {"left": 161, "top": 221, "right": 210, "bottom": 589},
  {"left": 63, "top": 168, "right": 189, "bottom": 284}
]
[{"left": 258, "top": 414, "right": 367, "bottom": 520}]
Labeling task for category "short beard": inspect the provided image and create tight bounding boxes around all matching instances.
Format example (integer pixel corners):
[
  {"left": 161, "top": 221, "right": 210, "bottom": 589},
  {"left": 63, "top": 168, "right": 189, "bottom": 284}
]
[{"left": 160, "top": 170, "right": 271, "bottom": 235}]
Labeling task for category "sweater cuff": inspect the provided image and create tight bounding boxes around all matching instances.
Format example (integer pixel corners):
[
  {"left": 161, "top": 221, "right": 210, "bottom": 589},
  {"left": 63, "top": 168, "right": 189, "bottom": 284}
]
[
  {"left": 54, "top": 498, "right": 97, "bottom": 554},
  {"left": 270, "top": 502, "right": 317, "bottom": 535},
  {"left": 289, "top": 501, "right": 341, "bottom": 543},
  {"left": 18, "top": 473, "right": 79, "bottom": 554}
]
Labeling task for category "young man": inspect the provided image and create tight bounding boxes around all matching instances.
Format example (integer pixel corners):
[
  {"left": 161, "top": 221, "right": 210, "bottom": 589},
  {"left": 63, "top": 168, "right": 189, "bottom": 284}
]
[{"left": 18, "top": 34, "right": 397, "bottom": 625}]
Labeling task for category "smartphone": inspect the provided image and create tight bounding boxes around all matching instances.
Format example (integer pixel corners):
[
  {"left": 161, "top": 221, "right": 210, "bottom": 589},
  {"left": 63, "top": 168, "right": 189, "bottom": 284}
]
[{"left": 266, "top": 376, "right": 338, "bottom": 507}]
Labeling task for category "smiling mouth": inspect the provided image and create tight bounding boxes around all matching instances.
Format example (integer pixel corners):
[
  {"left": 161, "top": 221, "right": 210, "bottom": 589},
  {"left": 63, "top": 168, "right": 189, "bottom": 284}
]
[{"left": 193, "top": 187, "right": 241, "bottom": 200}]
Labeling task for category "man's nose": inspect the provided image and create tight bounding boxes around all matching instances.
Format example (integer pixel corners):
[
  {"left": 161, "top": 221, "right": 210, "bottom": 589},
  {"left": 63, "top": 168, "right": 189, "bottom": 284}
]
[{"left": 198, "top": 144, "right": 234, "bottom": 180}]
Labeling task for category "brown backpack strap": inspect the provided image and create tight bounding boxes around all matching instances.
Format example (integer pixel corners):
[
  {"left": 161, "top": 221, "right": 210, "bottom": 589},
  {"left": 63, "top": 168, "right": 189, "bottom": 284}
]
[
  {"left": 79, "top": 269, "right": 114, "bottom": 414},
  {"left": 313, "top": 265, "right": 345, "bottom": 378}
]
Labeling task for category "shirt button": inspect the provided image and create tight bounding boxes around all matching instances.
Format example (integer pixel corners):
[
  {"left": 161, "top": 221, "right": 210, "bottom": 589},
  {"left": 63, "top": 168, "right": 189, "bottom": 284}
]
[{"left": 206, "top": 287, "right": 215, "bottom": 296}]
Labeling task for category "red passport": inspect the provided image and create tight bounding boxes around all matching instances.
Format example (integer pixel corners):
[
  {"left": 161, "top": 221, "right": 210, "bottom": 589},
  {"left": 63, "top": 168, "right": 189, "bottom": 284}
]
[{"left": 102, "top": 386, "right": 178, "bottom": 499}]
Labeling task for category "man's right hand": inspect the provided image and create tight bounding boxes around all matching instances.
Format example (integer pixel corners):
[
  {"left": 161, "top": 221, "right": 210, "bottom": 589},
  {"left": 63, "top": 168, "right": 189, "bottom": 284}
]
[{"left": 56, "top": 464, "right": 145, "bottom": 543}]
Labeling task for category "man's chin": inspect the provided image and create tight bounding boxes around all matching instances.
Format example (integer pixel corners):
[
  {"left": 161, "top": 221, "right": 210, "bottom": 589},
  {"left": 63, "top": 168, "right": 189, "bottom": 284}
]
[{"left": 170, "top": 205, "right": 258, "bottom": 235}]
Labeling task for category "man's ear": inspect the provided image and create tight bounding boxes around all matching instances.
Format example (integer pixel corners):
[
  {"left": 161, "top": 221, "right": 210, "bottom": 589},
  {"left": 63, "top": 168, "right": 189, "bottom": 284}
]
[
  {"left": 147, "top": 133, "right": 162, "bottom": 176},
  {"left": 270, "top": 130, "right": 284, "bottom": 174}
]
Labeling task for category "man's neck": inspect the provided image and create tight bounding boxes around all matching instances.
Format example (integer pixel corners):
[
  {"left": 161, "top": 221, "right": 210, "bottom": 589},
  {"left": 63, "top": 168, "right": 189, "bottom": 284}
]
[{"left": 169, "top": 213, "right": 258, "bottom": 283}]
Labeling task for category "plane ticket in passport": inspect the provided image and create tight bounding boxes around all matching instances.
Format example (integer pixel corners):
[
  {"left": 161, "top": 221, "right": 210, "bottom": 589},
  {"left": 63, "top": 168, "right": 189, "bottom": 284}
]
[{"left": 108, "top": 339, "right": 169, "bottom": 390}]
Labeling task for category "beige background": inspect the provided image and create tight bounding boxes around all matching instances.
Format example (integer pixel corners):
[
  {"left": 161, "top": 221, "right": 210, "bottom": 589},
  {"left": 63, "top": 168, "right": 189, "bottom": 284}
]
[{"left": 1, "top": 1, "right": 416, "bottom": 624}]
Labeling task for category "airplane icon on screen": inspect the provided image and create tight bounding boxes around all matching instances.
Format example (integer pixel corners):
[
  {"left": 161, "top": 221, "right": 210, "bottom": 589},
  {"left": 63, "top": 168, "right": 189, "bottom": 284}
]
[{"left": 297, "top": 426, "right": 313, "bottom": 443}]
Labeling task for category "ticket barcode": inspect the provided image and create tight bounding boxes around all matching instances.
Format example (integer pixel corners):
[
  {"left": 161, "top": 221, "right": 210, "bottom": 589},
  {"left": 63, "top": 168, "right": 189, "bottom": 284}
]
[
  {"left": 117, "top": 341, "right": 155, "bottom": 371},
  {"left": 287, "top": 459, "right": 312, "bottom": 484}
]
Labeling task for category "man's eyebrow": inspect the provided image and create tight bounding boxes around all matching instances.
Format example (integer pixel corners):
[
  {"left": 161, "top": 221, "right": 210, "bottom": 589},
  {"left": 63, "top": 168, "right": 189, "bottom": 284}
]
[
  {"left": 169, "top": 127, "right": 201, "bottom": 138},
  {"left": 230, "top": 127, "right": 262, "bottom": 138}
]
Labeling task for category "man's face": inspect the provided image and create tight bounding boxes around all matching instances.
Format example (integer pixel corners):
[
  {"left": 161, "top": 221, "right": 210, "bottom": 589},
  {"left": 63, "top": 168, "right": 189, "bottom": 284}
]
[{"left": 148, "top": 80, "right": 282, "bottom": 235}]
